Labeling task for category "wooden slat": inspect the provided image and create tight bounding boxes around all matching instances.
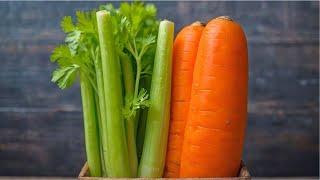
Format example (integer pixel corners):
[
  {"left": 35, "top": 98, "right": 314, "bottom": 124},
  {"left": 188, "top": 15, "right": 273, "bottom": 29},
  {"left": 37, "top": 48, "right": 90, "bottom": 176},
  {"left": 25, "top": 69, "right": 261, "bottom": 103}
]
[
  {"left": 0, "top": 1, "right": 318, "bottom": 177},
  {"left": 78, "top": 161, "right": 250, "bottom": 179}
]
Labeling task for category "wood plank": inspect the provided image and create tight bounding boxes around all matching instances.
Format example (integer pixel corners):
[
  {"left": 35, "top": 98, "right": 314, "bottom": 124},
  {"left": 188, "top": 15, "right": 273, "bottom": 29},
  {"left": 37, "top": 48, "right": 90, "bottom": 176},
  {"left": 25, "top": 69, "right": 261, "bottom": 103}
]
[
  {"left": 0, "top": 100, "right": 317, "bottom": 176},
  {"left": 0, "top": 1, "right": 318, "bottom": 177},
  {"left": 1, "top": 44, "right": 317, "bottom": 108},
  {"left": 0, "top": 111, "right": 86, "bottom": 176},
  {"left": 78, "top": 161, "right": 250, "bottom": 179},
  {"left": 0, "top": 2, "right": 318, "bottom": 43},
  {"left": 245, "top": 102, "right": 319, "bottom": 176}
]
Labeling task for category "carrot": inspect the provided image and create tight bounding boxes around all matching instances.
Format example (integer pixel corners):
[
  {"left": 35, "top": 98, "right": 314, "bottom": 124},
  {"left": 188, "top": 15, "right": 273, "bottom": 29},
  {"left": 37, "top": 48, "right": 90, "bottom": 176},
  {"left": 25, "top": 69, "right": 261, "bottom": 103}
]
[
  {"left": 180, "top": 16, "right": 248, "bottom": 177},
  {"left": 164, "top": 22, "right": 204, "bottom": 178}
]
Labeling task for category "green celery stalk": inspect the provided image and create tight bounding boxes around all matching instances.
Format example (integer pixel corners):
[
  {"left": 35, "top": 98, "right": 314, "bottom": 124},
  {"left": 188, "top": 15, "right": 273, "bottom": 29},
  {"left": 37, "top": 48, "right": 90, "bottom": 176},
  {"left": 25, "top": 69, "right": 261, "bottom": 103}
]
[
  {"left": 136, "top": 76, "right": 151, "bottom": 161},
  {"left": 120, "top": 53, "right": 135, "bottom": 96},
  {"left": 93, "top": 49, "right": 108, "bottom": 176},
  {"left": 79, "top": 72, "right": 102, "bottom": 177},
  {"left": 94, "top": 94, "right": 106, "bottom": 176},
  {"left": 96, "top": 10, "right": 131, "bottom": 177},
  {"left": 125, "top": 117, "right": 138, "bottom": 177},
  {"left": 138, "top": 20, "right": 174, "bottom": 178},
  {"left": 134, "top": 110, "right": 141, "bottom": 138},
  {"left": 119, "top": 52, "right": 138, "bottom": 177}
]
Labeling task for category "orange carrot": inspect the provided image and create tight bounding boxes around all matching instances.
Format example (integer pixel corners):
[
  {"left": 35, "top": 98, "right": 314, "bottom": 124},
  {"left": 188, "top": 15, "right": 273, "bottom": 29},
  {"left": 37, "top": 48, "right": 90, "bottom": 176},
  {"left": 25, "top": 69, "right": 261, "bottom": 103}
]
[
  {"left": 180, "top": 16, "right": 248, "bottom": 177},
  {"left": 164, "top": 22, "right": 204, "bottom": 178}
]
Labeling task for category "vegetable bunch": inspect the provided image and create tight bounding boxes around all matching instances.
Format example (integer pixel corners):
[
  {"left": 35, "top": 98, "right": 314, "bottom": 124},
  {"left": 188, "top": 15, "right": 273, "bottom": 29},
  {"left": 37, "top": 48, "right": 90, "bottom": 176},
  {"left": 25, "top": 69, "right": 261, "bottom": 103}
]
[
  {"left": 51, "top": 2, "right": 248, "bottom": 178},
  {"left": 50, "top": 2, "right": 174, "bottom": 178}
]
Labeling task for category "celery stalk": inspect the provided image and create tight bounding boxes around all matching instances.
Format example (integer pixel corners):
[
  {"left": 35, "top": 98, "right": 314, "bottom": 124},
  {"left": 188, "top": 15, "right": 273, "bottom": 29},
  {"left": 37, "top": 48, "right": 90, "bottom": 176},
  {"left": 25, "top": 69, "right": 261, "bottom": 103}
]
[
  {"left": 138, "top": 20, "right": 174, "bottom": 178},
  {"left": 134, "top": 110, "right": 141, "bottom": 138},
  {"left": 91, "top": 46, "right": 110, "bottom": 176},
  {"left": 120, "top": 53, "right": 135, "bottom": 96},
  {"left": 120, "top": 52, "right": 138, "bottom": 176},
  {"left": 125, "top": 118, "right": 138, "bottom": 177},
  {"left": 96, "top": 10, "right": 131, "bottom": 177},
  {"left": 79, "top": 72, "right": 102, "bottom": 177},
  {"left": 136, "top": 76, "right": 151, "bottom": 161},
  {"left": 93, "top": 49, "right": 108, "bottom": 176},
  {"left": 94, "top": 94, "right": 106, "bottom": 176}
]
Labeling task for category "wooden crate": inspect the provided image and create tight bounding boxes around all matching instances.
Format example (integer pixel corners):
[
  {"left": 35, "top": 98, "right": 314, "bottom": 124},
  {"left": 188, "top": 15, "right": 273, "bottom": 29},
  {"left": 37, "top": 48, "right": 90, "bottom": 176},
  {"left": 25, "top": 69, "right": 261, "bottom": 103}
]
[{"left": 78, "top": 161, "right": 251, "bottom": 180}]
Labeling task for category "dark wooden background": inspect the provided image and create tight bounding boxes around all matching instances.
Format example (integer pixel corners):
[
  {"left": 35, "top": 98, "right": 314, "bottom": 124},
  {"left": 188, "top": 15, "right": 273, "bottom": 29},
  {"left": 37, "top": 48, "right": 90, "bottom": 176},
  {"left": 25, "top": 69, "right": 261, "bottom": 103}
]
[{"left": 0, "top": 1, "right": 318, "bottom": 177}]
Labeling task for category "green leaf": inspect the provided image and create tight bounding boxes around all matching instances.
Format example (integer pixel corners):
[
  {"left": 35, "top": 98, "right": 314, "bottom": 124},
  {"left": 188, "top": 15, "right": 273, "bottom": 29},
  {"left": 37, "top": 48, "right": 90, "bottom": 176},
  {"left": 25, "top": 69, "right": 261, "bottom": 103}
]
[
  {"left": 76, "top": 11, "right": 97, "bottom": 34},
  {"left": 145, "top": 4, "right": 157, "bottom": 16},
  {"left": 123, "top": 94, "right": 135, "bottom": 120},
  {"left": 142, "top": 35, "right": 155, "bottom": 47},
  {"left": 138, "top": 35, "right": 155, "bottom": 58},
  {"left": 123, "top": 88, "right": 150, "bottom": 121},
  {"left": 133, "top": 88, "right": 150, "bottom": 110},
  {"left": 61, "top": 16, "right": 75, "bottom": 33},
  {"left": 50, "top": 45, "right": 70, "bottom": 62},
  {"left": 51, "top": 64, "right": 79, "bottom": 89},
  {"left": 65, "top": 30, "right": 81, "bottom": 55},
  {"left": 50, "top": 45, "right": 74, "bottom": 67}
]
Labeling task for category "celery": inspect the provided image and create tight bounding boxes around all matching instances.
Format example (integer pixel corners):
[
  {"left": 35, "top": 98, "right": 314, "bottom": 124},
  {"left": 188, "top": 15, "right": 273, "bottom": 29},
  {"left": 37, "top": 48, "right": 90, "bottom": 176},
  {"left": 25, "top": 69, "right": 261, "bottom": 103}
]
[
  {"left": 92, "top": 48, "right": 108, "bottom": 176},
  {"left": 51, "top": 11, "right": 104, "bottom": 176},
  {"left": 120, "top": 52, "right": 138, "bottom": 176},
  {"left": 51, "top": 2, "right": 162, "bottom": 178},
  {"left": 138, "top": 20, "right": 174, "bottom": 178},
  {"left": 96, "top": 10, "right": 131, "bottom": 177},
  {"left": 100, "top": 3, "right": 159, "bottom": 177},
  {"left": 136, "top": 76, "right": 152, "bottom": 161},
  {"left": 79, "top": 72, "right": 102, "bottom": 177}
]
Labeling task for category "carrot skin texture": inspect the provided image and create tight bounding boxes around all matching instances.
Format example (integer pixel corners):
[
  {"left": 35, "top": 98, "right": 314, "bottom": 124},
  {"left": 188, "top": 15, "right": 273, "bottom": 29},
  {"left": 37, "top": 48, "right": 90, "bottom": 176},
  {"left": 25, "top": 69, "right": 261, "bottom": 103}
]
[
  {"left": 180, "top": 17, "right": 248, "bottom": 177},
  {"left": 138, "top": 20, "right": 174, "bottom": 178},
  {"left": 164, "top": 23, "right": 204, "bottom": 178}
]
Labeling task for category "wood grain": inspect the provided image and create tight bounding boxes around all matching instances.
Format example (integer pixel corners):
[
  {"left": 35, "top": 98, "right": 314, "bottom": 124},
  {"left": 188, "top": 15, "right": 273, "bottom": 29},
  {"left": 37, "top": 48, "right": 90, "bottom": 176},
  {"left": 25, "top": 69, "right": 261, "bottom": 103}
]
[
  {"left": 0, "top": 1, "right": 318, "bottom": 177},
  {"left": 78, "top": 161, "right": 251, "bottom": 179}
]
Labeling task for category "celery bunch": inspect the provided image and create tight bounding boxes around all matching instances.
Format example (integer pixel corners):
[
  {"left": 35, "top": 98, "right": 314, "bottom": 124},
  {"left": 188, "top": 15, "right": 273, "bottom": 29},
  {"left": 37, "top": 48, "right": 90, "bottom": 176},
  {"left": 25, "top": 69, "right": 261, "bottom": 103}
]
[{"left": 50, "top": 2, "right": 174, "bottom": 178}]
